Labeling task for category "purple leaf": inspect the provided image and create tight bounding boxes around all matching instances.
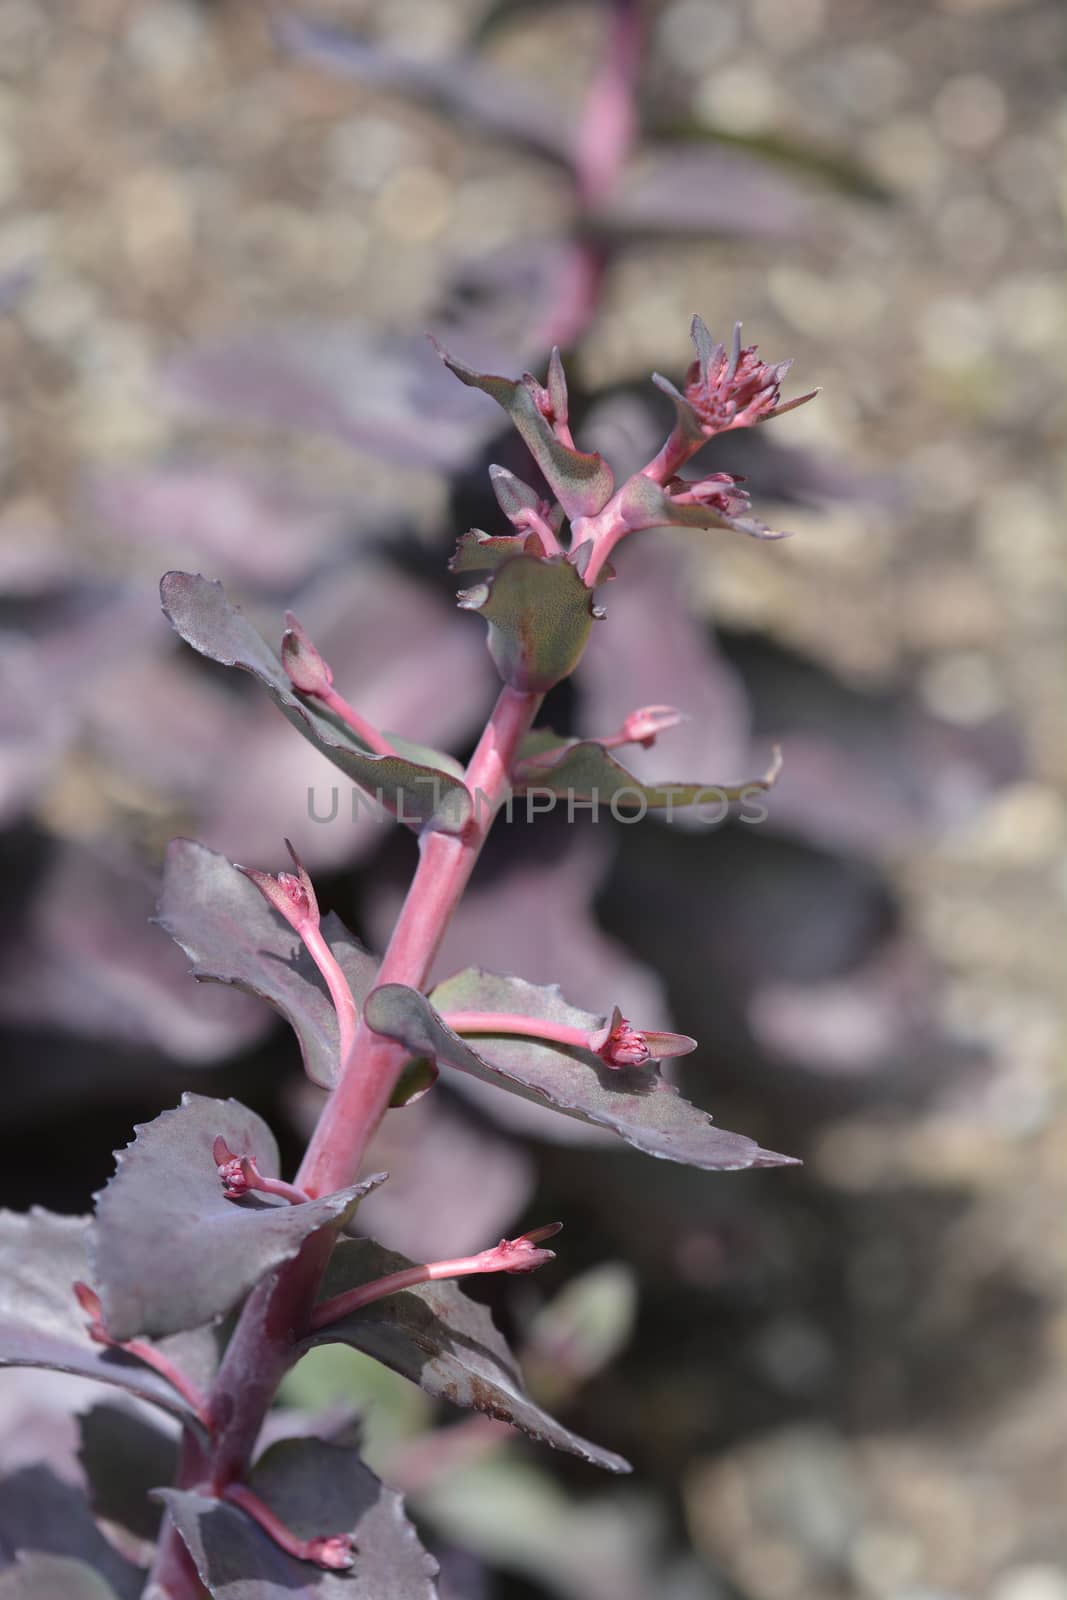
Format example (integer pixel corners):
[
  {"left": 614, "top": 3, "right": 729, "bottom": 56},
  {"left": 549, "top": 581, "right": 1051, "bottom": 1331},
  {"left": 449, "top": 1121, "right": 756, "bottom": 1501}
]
[
  {"left": 366, "top": 977, "right": 796, "bottom": 1171},
  {"left": 77, "top": 1403, "right": 177, "bottom": 1544},
  {"left": 161, "top": 1435, "right": 438, "bottom": 1598},
  {"left": 459, "top": 555, "right": 596, "bottom": 692},
  {"left": 598, "top": 145, "right": 817, "bottom": 242},
  {"left": 358, "top": 1094, "right": 533, "bottom": 1261},
  {"left": 0, "top": 1468, "right": 141, "bottom": 1599},
  {"left": 514, "top": 731, "right": 779, "bottom": 813},
  {"left": 87, "top": 463, "right": 367, "bottom": 590},
  {"left": 167, "top": 323, "right": 507, "bottom": 472},
  {"left": 0, "top": 842, "right": 266, "bottom": 1063},
  {"left": 435, "top": 346, "right": 615, "bottom": 519},
  {"left": 160, "top": 572, "right": 472, "bottom": 836},
  {"left": 0, "top": 1210, "right": 216, "bottom": 1430},
  {"left": 0, "top": 1554, "right": 126, "bottom": 1599},
  {"left": 156, "top": 840, "right": 377, "bottom": 1088},
  {"left": 90, "top": 1094, "right": 386, "bottom": 1340},
  {"left": 279, "top": 16, "right": 574, "bottom": 166},
  {"left": 305, "top": 1239, "right": 630, "bottom": 1474}
]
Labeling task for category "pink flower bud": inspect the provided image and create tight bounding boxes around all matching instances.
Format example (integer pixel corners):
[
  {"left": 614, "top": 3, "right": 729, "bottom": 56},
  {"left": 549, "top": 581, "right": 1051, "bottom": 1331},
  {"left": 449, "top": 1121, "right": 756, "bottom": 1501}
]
[
  {"left": 73, "top": 1281, "right": 109, "bottom": 1344},
  {"left": 618, "top": 705, "right": 684, "bottom": 749},
  {"left": 306, "top": 1535, "right": 357, "bottom": 1571},
  {"left": 598, "top": 1014, "right": 651, "bottom": 1068},
  {"left": 213, "top": 1136, "right": 250, "bottom": 1198},
  {"left": 667, "top": 472, "right": 752, "bottom": 520},
  {"left": 684, "top": 320, "right": 817, "bottom": 435},
  {"left": 475, "top": 1222, "right": 562, "bottom": 1275},
  {"left": 236, "top": 841, "right": 319, "bottom": 935},
  {"left": 281, "top": 612, "right": 334, "bottom": 697}
]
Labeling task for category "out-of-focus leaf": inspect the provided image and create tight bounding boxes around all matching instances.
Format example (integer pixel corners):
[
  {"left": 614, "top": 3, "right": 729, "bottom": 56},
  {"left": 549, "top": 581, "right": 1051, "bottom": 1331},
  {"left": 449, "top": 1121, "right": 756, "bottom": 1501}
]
[
  {"left": 0, "top": 1211, "right": 216, "bottom": 1430},
  {"left": 91, "top": 1094, "right": 386, "bottom": 1341},
  {"left": 435, "top": 346, "right": 614, "bottom": 519},
  {"left": 515, "top": 731, "right": 779, "bottom": 813},
  {"left": 0, "top": 843, "right": 267, "bottom": 1065},
  {"left": 366, "top": 977, "right": 796, "bottom": 1171},
  {"left": 524, "top": 1264, "right": 638, "bottom": 1402},
  {"left": 357, "top": 1093, "right": 533, "bottom": 1262},
  {"left": 167, "top": 322, "right": 508, "bottom": 472},
  {"left": 87, "top": 464, "right": 366, "bottom": 590},
  {"left": 77, "top": 1403, "right": 177, "bottom": 1544},
  {"left": 649, "top": 119, "right": 893, "bottom": 202},
  {"left": 0, "top": 1467, "right": 141, "bottom": 1598},
  {"left": 459, "top": 555, "right": 596, "bottom": 692},
  {"left": 0, "top": 1556, "right": 125, "bottom": 1599},
  {"left": 279, "top": 16, "right": 574, "bottom": 166},
  {"left": 160, "top": 573, "right": 471, "bottom": 836},
  {"left": 595, "top": 145, "right": 818, "bottom": 242},
  {"left": 156, "top": 840, "right": 377, "bottom": 1089},
  {"left": 417, "top": 1458, "right": 661, "bottom": 1600},
  {"left": 162, "top": 1435, "right": 438, "bottom": 1598},
  {"left": 305, "top": 1238, "right": 631, "bottom": 1473},
  {"left": 576, "top": 540, "right": 752, "bottom": 789}
]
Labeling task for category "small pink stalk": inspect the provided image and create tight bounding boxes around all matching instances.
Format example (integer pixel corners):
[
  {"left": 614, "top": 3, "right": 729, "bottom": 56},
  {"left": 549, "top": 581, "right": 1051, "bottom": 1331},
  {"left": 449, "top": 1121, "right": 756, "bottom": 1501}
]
[
  {"left": 222, "top": 1481, "right": 355, "bottom": 1571},
  {"left": 310, "top": 1225, "right": 562, "bottom": 1333},
  {"left": 442, "top": 1007, "right": 697, "bottom": 1068},
  {"left": 603, "top": 704, "right": 685, "bottom": 750},
  {"left": 73, "top": 1282, "right": 211, "bottom": 1427},
  {"left": 212, "top": 1137, "right": 309, "bottom": 1206},
  {"left": 237, "top": 841, "right": 359, "bottom": 1065},
  {"left": 282, "top": 612, "right": 396, "bottom": 758}
]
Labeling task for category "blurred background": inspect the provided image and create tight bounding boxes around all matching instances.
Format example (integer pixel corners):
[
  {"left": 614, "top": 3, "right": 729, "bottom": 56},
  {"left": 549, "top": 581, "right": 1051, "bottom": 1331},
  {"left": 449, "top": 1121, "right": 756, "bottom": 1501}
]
[{"left": 0, "top": 0, "right": 1065, "bottom": 1596}]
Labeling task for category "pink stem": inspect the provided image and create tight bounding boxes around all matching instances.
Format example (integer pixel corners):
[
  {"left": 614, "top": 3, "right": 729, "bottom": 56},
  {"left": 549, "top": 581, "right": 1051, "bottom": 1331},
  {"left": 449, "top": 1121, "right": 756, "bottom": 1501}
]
[
  {"left": 317, "top": 684, "right": 396, "bottom": 759},
  {"left": 299, "top": 921, "right": 359, "bottom": 1064},
  {"left": 575, "top": 0, "right": 642, "bottom": 209},
  {"left": 245, "top": 1170, "right": 309, "bottom": 1206},
  {"left": 295, "top": 684, "right": 543, "bottom": 1200},
  {"left": 222, "top": 1483, "right": 354, "bottom": 1571},
  {"left": 441, "top": 1011, "right": 593, "bottom": 1051},
  {"left": 122, "top": 1340, "right": 213, "bottom": 1427}
]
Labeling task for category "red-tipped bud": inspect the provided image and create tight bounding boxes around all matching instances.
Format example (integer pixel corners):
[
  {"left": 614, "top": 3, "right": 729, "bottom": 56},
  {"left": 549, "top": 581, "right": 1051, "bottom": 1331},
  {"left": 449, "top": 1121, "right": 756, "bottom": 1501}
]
[
  {"left": 472, "top": 1223, "right": 562, "bottom": 1276},
  {"left": 73, "top": 1281, "right": 109, "bottom": 1344},
  {"left": 213, "top": 1136, "right": 251, "bottom": 1198},
  {"left": 305, "top": 1535, "right": 357, "bottom": 1571},
  {"left": 667, "top": 472, "right": 751, "bottom": 520},
  {"left": 598, "top": 1015, "right": 651, "bottom": 1068},
  {"left": 281, "top": 612, "right": 334, "bottom": 697},
  {"left": 618, "top": 705, "right": 685, "bottom": 750},
  {"left": 236, "top": 841, "right": 319, "bottom": 935},
  {"left": 684, "top": 319, "right": 817, "bottom": 435},
  {"left": 523, "top": 347, "right": 569, "bottom": 430}
]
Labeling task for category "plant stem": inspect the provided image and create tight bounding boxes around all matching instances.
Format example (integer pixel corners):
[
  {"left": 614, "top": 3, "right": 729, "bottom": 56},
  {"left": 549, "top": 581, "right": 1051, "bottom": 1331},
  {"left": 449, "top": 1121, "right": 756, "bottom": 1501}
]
[
  {"left": 296, "top": 683, "right": 543, "bottom": 1199},
  {"left": 316, "top": 684, "right": 396, "bottom": 758},
  {"left": 441, "top": 1011, "right": 594, "bottom": 1051}
]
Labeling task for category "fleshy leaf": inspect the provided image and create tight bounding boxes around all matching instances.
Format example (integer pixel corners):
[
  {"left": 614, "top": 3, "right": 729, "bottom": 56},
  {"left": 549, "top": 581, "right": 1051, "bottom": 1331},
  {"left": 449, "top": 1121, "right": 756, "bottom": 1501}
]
[
  {"left": 91, "top": 1094, "right": 386, "bottom": 1340},
  {"left": 434, "top": 345, "right": 614, "bottom": 519},
  {"left": 0, "top": 1467, "right": 141, "bottom": 1599},
  {"left": 156, "top": 839, "right": 377, "bottom": 1088},
  {"left": 366, "top": 977, "right": 796, "bottom": 1171},
  {"left": 304, "top": 1239, "right": 630, "bottom": 1473},
  {"left": 77, "top": 1403, "right": 178, "bottom": 1544},
  {"left": 514, "top": 732, "right": 782, "bottom": 813},
  {"left": 458, "top": 555, "right": 596, "bottom": 693},
  {"left": 0, "top": 1211, "right": 215, "bottom": 1429},
  {"left": 160, "top": 573, "right": 471, "bottom": 835},
  {"left": 616, "top": 471, "right": 787, "bottom": 542},
  {"left": 161, "top": 1435, "right": 438, "bottom": 1598},
  {"left": 488, "top": 464, "right": 563, "bottom": 534},
  {"left": 449, "top": 529, "right": 531, "bottom": 575}
]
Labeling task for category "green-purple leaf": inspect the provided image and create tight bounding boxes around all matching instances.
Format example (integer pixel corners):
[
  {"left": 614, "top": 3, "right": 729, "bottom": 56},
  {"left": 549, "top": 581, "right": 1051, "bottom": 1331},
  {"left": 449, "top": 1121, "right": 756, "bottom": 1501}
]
[
  {"left": 160, "top": 573, "right": 471, "bottom": 835},
  {"left": 514, "top": 731, "right": 782, "bottom": 813},
  {"left": 366, "top": 977, "right": 796, "bottom": 1171},
  {"left": 161, "top": 1435, "right": 438, "bottom": 1598},
  {"left": 450, "top": 529, "right": 531, "bottom": 575},
  {"left": 78, "top": 1403, "right": 178, "bottom": 1543},
  {"left": 304, "top": 1238, "right": 630, "bottom": 1474},
  {"left": 435, "top": 345, "right": 614, "bottom": 519},
  {"left": 90, "top": 1094, "right": 386, "bottom": 1340},
  {"left": 458, "top": 555, "right": 596, "bottom": 693},
  {"left": 616, "top": 471, "right": 786, "bottom": 542},
  {"left": 0, "top": 1210, "right": 216, "bottom": 1430},
  {"left": 0, "top": 1468, "right": 140, "bottom": 1599},
  {"left": 156, "top": 839, "right": 377, "bottom": 1088}
]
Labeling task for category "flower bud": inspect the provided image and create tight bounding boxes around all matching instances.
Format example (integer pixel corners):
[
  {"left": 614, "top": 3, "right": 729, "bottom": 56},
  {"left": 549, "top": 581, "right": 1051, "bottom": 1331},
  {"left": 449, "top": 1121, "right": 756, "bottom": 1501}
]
[{"left": 281, "top": 612, "right": 333, "bottom": 697}]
